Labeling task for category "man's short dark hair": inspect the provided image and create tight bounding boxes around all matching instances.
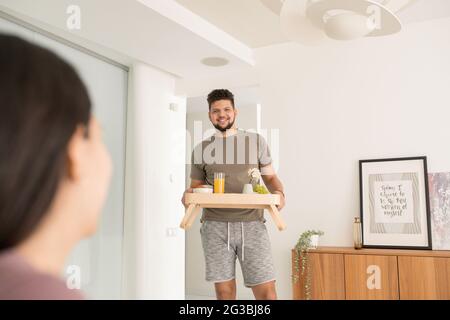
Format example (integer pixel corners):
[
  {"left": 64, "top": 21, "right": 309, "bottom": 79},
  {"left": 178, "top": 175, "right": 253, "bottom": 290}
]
[{"left": 207, "top": 89, "right": 234, "bottom": 110}]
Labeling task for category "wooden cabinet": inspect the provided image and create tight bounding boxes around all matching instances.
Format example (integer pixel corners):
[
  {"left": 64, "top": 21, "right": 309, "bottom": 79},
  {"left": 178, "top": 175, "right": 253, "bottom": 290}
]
[
  {"left": 292, "top": 247, "right": 450, "bottom": 300},
  {"left": 292, "top": 253, "right": 345, "bottom": 300},
  {"left": 344, "top": 255, "right": 398, "bottom": 300},
  {"left": 398, "top": 256, "right": 450, "bottom": 300}
]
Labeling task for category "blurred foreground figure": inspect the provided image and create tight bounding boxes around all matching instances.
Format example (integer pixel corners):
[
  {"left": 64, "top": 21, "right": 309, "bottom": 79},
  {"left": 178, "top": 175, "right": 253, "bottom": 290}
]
[{"left": 0, "top": 35, "right": 112, "bottom": 300}]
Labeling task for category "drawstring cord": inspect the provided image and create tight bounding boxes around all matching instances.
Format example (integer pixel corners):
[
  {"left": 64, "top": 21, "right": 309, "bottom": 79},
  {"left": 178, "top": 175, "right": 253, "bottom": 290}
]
[
  {"left": 226, "top": 222, "right": 245, "bottom": 262},
  {"left": 241, "top": 222, "right": 245, "bottom": 261},
  {"left": 227, "top": 222, "right": 230, "bottom": 251}
]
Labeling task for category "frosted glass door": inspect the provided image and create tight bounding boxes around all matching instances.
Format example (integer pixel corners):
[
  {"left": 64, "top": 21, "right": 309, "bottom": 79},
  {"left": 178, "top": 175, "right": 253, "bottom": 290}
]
[{"left": 0, "top": 16, "right": 128, "bottom": 299}]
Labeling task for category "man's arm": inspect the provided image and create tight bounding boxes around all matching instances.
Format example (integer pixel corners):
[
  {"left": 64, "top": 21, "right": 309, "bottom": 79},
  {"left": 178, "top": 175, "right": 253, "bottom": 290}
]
[
  {"left": 181, "top": 179, "right": 205, "bottom": 207},
  {"left": 186, "top": 179, "right": 206, "bottom": 192},
  {"left": 261, "top": 164, "right": 285, "bottom": 210}
]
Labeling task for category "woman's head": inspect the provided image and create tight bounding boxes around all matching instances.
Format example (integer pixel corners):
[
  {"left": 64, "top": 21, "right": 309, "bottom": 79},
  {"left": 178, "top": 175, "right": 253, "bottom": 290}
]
[{"left": 0, "top": 35, "right": 112, "bottom": 251}]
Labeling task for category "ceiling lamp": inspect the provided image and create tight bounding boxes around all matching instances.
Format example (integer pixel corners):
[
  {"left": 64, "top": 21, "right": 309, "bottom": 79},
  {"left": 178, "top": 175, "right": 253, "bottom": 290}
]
[
  {"left": 323, "top": 11, "right": 376, "bottom": 40},
  {"left": 201, "top": 57, "right": 229, "bottom": 67},
  {"left": 261, "top": 0, "right": 407, "bottom": 44}
]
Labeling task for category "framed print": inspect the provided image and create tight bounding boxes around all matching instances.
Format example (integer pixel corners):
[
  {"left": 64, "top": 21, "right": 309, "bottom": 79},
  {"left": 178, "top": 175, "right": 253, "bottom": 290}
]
[
  {"left": 428, "top": 172, "right": 450, "bottom": 250},
  {"left": 359, "top": 157, "right": 432, "bottom": 249}
]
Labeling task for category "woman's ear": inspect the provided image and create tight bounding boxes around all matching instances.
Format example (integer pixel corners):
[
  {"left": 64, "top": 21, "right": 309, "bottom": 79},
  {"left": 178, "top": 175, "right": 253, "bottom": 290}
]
[{"left": 65, "top": 125, "right": 87, "bottom": 181}]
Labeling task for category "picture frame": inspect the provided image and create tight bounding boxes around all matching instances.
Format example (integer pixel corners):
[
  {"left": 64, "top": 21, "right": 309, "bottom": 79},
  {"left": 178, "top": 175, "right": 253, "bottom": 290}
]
[
  {"left": 428, "top": 172, "right": 450, "bottom": 250},
  {"left": 359, "top": 157, "right": 432, "bottom": 250}
]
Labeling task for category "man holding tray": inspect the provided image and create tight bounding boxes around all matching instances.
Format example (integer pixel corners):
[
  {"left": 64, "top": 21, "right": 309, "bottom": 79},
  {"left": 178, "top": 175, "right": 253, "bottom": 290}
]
[{"left": 182, "top": 89, "right": 285, "bottom": 300}]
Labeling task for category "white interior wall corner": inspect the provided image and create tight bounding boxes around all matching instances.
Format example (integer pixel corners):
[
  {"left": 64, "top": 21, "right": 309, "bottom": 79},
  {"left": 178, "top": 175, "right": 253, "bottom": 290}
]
[{"left": 122, "top": 62, "right": 186, "bottom": 299}]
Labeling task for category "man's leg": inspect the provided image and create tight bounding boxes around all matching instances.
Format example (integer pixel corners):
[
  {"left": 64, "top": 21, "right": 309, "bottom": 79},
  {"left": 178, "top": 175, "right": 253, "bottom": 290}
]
[
  {"left": 214, "top": 279, "right": 237, "bottom": 300},
  {"left": 200, "top": 221, "right": 237, "bottom": 300},
  {"left": 251, "top": 280, "right": 277, "bottom": 300},
  {"left": 238, "top": 221, "right": 277, "bottom": 300}
]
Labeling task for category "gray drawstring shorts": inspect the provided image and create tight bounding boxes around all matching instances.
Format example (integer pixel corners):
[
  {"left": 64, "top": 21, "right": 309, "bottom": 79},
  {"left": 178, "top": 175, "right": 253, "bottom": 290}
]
[{"left": 200, "top": 220, "right": 276, "bottom": 288}]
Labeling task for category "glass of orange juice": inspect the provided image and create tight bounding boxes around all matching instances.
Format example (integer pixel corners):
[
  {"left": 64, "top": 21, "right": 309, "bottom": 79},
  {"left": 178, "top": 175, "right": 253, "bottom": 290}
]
[{"left": 214, "top": 172, "right": 225, "bottom": 193}]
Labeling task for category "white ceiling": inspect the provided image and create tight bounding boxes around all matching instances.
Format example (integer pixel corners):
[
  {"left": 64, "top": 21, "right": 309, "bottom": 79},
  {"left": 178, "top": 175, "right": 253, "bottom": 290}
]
[
  {"left": 176, "top": 0, "right": 288, "bottom": 48},
  {"left": 0, "top": 0, "right": 255, "bottom": 78},
  {"left": 397, "top": 0, "right": 450, "bottom": 23},
  {"left": 2, "top": 0, "right": 449, "bottom": 79},
  {"left": 175, "top": 0, "right": 450, "bottom": 48}
]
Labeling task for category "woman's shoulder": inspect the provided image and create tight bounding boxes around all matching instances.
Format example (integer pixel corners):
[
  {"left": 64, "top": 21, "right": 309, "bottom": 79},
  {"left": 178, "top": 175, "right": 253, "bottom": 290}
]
[
  {"left": 2, "top": 273, "right": 84, "bottom": 300},
  {"left": 0, "top": 250, "right": 84, "bottom": 300}
]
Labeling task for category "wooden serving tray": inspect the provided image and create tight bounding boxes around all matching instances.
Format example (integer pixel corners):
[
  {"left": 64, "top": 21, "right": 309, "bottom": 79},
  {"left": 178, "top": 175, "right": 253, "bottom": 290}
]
[{"left": 180, "top": 193, "right": 286, "bottom": 231}]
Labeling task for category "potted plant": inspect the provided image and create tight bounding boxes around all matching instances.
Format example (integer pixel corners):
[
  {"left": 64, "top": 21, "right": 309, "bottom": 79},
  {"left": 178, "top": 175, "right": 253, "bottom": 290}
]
[
  {"left": 293, "top": 230, "right": 324, "bottom": 300},
  {"left": 248, "top": 168, "right": 269, "bottom": 194}
]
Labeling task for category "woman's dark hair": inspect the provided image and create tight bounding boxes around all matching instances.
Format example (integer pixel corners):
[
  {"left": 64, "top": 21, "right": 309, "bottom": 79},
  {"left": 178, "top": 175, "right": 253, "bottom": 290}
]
[
  {"left": 207, "top": 89, "right": 234, "bottom": 110},
  {"left": 0, "top": 35, "right": 91, "bottom": 250}
]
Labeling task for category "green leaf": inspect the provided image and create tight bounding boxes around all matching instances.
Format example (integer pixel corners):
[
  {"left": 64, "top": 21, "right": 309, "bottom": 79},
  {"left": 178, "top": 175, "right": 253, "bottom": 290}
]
[{"left": 293, "top": 229, "right": 324, "bottom": 298}]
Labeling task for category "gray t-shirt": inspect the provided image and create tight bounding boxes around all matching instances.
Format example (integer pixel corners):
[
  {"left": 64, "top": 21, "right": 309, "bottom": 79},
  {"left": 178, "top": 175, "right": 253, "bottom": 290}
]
[{"left": 190, "top": 129, "right": 272, "bottom": 222}]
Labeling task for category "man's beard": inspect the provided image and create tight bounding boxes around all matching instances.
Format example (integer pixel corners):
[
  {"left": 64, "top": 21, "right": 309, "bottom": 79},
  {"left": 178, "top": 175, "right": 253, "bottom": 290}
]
[{"left": 213, "top": 118, "right": 235, "bottom": 132}]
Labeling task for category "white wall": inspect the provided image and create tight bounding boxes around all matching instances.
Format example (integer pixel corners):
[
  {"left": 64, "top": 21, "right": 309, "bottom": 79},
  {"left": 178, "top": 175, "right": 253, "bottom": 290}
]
[
  {"left": 254, "top": 18, "right": 450, "bottom": 299},
  {"left": 182, "top": 18, "right": 450, "bottom": 300},
  {"left": 122, "top": 63, "right": 186, "bottom": 299}
]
